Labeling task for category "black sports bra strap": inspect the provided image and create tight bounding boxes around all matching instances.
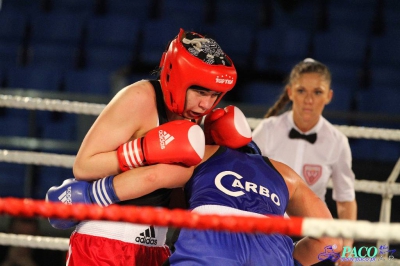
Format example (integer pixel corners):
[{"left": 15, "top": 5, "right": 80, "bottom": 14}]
[{"left": 149, "top": 80, "right": 169, "bottom": 125}]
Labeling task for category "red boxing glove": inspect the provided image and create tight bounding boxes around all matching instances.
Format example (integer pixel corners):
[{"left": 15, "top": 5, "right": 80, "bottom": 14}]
[
  {"left": 204, "top": 105, "right": 252, "bottom": 149},
  {"left": 117, "top": 120, "right": 205, "bottom": 171}
]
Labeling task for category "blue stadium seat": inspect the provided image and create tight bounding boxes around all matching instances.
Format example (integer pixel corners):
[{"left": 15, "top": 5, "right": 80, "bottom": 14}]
[
  {"left": 327, "top": 62, "right": 363, "bottom": 89},
  {"left": 385, "top": 0, "right": 400, "bottom": 9},
  {"left": 30, "top": 12, "right": 86, "bottom": 47},
  {"left": 27, "top": 43, "right": 79, "bottom": 70},
  {"left": 36, "top": 111, "right": 78, "bottom": 141},
  {"left": 105, "top": 0, "right": 151, "bottom": 21},
  {"left": 254, "top": 27, "right": 311, "bottom": 74},
  {"left": 49, "top": 0, "right": 96, "bottom": 17},
  {"left": 383, "top": 0, "right": 400, "bottom": 33},
  {"left": 327, "top": 2, "right": 376, "bottom": 34},
  {"left": 373, "top": 140, "right": 400, "bottom": 163},
  {"left": 369, "top": 65, "right": 400, "bottom": 88},
  {"left": 0, "top": 0, "right": 42, "bottom": 16},
  {"left": 271, "top": 0, "right": 320, "bottom": 31},
  {"left": 0, "top": 42, "right": 22, "bottom": 69},
  {"left": 327, "top": 63, "right": 361, "bottom": 121},
  {"left": 85, "top": 15, "right": 141, "bottom": 50},
  {"left": 126, "top": 72, "right": 156, "bottom": 84},
  {"left": 6, "top": 66, "right": 63, "bottom": 91},
  {"left": 205, "top": 24, "right": 256, "bottom": 70},
  {"left": 0, "top": 115, "right": 30, "bottom": 137},
  {"left": 350, "top": 131, "right": 400, "bottom": 163},
  {"left": 160, "top": 0, "right": 206, "bottom": 30},
  {"left": 383, "top": 8, "right": 400, "bottom": 33},
  {"left": 0, "top": 163, "right": 27, "bottom": 198},
  {"left": 238, "top": 81, "right": 283, "bottom": 106},
  {"left": 84, "top": 46, "right": 134, "bottom": 71},
  {"left": 354, "top": 86, "right": 400, "bottom": 164},
  {"left": 40, "top": 121, "right": 77, "bottom": 141},
  {"left": 324, "top": 82, "right": 353, "bottom": 113},
  {"left": 369, "top": 29, "right": 400, "bottom": 68},
  {"left": 253, "top": 28, "right": 283, "bottom": 73},
  {"left": 312, "top": 29, "right": 369, "bottom": 68},
  {"left": 0, "top": 10, "right": 28, "bottom": 45},
  {"left": 274, "top": 28, "right": 312, "bottom": 73},
  {"left": 213, "top": 0, "right": 263, "bottom": 27},
  {"left": 63, "top": 68, "right": 112, "bottom": 95},
  {"left": 139, "top": 20, "right": 180, "bottom": 67},
  {"left": 34, "top": 166, "right": 73, "bottom": 199},
  {"left": 356, "top": 85, "right": 400, "bottom": 118},
  {"left": 323, "top": 82, "right": 354, "bottom": 125},
  {"left": 0, "top": 68, "right": 5, "bottom": 85}
]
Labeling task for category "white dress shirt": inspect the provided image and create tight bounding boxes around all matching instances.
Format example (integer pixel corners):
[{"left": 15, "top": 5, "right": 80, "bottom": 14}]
[{"left": 252, "top": 111, "right": 355, "bottom": 202}]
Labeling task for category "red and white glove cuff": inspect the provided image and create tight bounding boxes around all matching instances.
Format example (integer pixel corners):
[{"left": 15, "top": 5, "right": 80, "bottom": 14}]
[{"left": 118, "top": 139, "right": 145, "bottom": 171}]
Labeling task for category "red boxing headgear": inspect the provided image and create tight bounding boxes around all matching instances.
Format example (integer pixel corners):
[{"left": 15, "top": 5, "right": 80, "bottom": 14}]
[{"left": 159, "top": 29, "right": 237, "bottom": 116}]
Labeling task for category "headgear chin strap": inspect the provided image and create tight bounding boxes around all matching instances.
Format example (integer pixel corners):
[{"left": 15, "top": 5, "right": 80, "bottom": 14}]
[{"left": 159, "top": 28, "right": 237, "bottom": 116}]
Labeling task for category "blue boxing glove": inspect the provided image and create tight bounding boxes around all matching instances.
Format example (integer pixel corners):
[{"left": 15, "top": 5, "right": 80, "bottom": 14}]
[{"left": 45, "top": 176, "right": 120, "bottom": 229}]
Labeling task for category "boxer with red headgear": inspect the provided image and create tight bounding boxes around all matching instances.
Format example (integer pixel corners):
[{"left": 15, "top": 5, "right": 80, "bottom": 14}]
[
  {"left": 160, "top": 29, "right": 236, "bottom": 117},
  {"left": 47, "top": 28, "right": 237, "bottom": 266}
]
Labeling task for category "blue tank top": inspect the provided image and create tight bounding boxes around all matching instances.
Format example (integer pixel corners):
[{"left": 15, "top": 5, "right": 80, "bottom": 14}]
[
  {"left": 171, "top": 147, "right": 294, "bottom": 265},
  {"left": 185, "top": 146, "right": 289, "bottom": 216}
]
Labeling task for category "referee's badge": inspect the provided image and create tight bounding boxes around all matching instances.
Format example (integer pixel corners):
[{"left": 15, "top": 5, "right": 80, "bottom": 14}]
[{"left": 303, "top": 164, "right": 322, "bottom": 185}]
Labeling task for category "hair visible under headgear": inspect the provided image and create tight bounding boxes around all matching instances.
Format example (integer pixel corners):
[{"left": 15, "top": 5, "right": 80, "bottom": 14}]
[{"left": 264, "top": 58, "right": 331, "bottom": 118}]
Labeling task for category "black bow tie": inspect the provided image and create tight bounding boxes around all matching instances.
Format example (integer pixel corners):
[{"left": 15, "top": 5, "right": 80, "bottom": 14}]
[{"left": 289, "top": 128, "right": 317, "bottom": 144}]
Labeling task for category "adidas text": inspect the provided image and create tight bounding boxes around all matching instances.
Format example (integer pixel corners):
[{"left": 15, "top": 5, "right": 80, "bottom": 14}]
[
  {"left": 135, "top": 236, "right": 158, "bottom": 245},
  {"left": 159, "top": 130, "right": 175, "bottom": 149}
]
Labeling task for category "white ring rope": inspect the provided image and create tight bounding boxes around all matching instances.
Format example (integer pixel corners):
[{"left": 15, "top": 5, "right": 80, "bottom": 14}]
[
  {"left": 0, "top": 94, "right": 104, "bottom": 115},
  {"left": 0, "top": 233, "right": 69, "bottom": 251},
  {"left": 328, "top": 178, "right": 400, "bottom": 196},
  {"left": 246, "top": 117, "right": 400, "bottom": 141},
  {"left": 0, "top": 149, "right": 75, "bottom": 168},
  {"left": 302, "top": 218, "right": 400, "bottom": 243},
  {"left": 1, "top": 94, "right": 400, "bottom": 141},
  {"left": 1, "top": 149, "right": 399, "bottom": 196},
  {"left": 1, "top": 218, "right": 400, "bottom": 250}
]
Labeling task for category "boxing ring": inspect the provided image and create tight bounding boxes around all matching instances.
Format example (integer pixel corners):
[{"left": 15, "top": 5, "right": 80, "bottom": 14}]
[{"left": 0, "top": 94, "right": 400, "bottom": 265}]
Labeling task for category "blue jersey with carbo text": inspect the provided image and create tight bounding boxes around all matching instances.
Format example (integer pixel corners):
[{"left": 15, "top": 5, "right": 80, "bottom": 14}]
[
  {"left": 169, "top": 147, "right": 295, "bottom": 266},
  {"left": 185, "top": 146, "right": 289, "bottom": 215}
]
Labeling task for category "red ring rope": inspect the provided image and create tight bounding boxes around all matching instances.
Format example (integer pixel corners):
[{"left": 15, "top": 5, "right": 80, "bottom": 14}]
[{"left": 0, "top": 197, "right": 303, "bottom": 236}]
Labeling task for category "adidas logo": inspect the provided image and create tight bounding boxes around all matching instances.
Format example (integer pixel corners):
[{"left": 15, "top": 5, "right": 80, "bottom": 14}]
[
  {"left": 158, "top": 130, "right": 174, "bottom": 150},
  {"left": 58, "top": 186, "right": 72, "bottom": 205},
  {"left": 135, "top": 226, "right": 158, "bottom": 245}
]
